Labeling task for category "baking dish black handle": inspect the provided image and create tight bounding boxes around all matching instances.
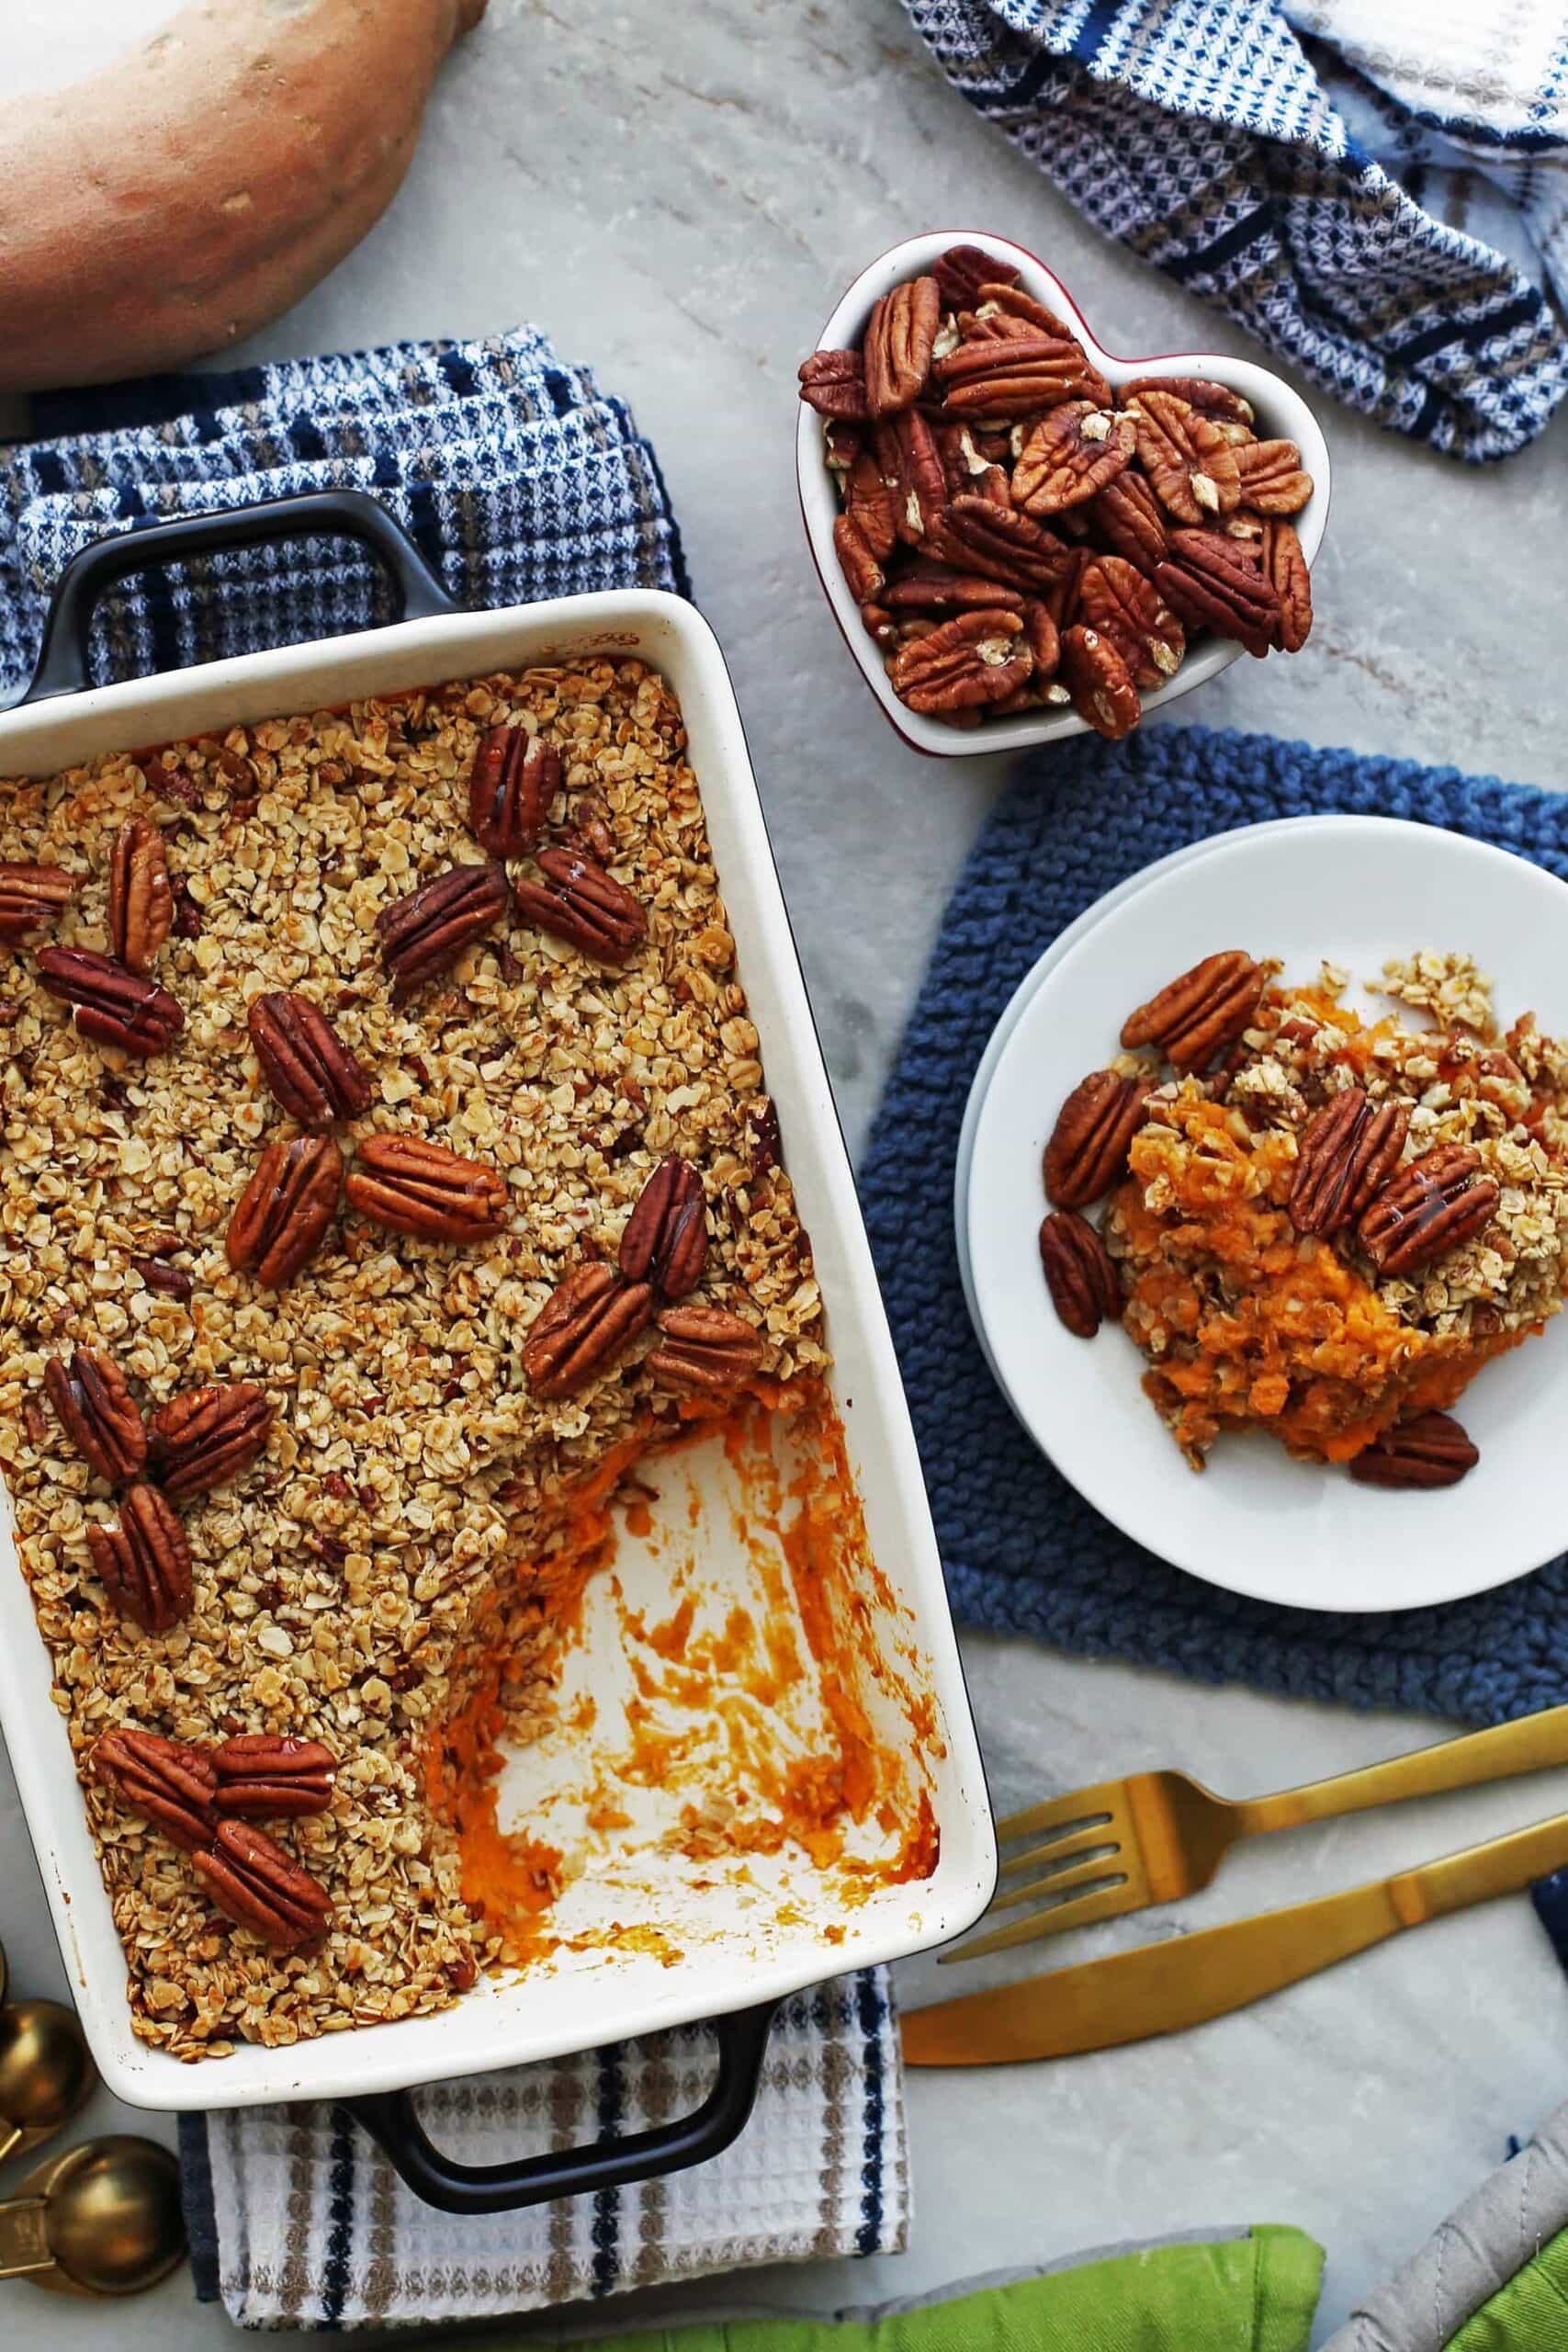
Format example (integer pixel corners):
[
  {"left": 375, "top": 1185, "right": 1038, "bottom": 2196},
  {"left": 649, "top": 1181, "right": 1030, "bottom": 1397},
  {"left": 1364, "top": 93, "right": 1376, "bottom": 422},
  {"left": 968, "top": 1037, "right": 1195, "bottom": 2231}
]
[
  {"left": 341, "top": 1999, "right": 779, "bottom": 2216},
  {"left": 6, "top": 489, "right": 458, "bottom": 710}
]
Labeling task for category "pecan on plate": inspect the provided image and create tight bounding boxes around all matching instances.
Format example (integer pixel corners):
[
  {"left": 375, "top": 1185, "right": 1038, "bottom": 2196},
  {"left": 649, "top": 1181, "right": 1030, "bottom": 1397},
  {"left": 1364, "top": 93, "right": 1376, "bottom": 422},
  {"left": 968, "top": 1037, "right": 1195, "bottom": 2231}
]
[
  {"left": 469, "top": 724, "right": 561, "bottom": 857},
  {"left": 970, "top": 283, "right": 1090, "bottom": 357},
  {"left": 522, "top": 1262, "right": 656, "bottom": 1398},
  {"left": 248, "top": 991, "right": 372, "bottom": 1129},
  {"left": 1261, "top": 519, "right": 1313, "bottom": 652},
  {"left": 1122, "top": 376, "right": 1256, "bottom": 441},
  {"left": 1058, "top": 625, "right": 1141, "bottom": 741},
  {"left": 150, "top": 1381, "right": 274, "bottom": 1500},
  {"left": 1077, "top": 558, "right": 1185, "bottom": 687},
  {"left": 0, "top": 861, "right": 73, "bottom": 946},
  {"left": 934, "top": 423, "right": 1010, "bottom": 505},
  {"left": 107, "top": 815, "right": 174, "bottom": 975},
  {"left": 1234, "top": 438, "right": 1313, "bottom": 515},
  {"left": 35, "top": 946, "right": 184, "bottom": 1057},
  {"left": 648, "top": 1304, "right": 766, "bottom": 1392},
  {"left": 1129, "top": 390, "right": 1242, "bottom": 523},
  {"left": 1012, "top": 403, "right": 1135, "bottom": 515},
  {"left": 227, "top": 1134, "right": 344, "bottom": 1289},
  {"left": 931, "top": 245, "right": 1020, "bottom": 310},
  {"left": 513, "top": 847, "right": 648, "bottom": 966},
  {"left": 1043, "top": 1069, "right": 1153, "bottom": 1208},
  {"left": 1040, "top": 1210, "right": 1122, "bottom": 1339},
  {"left": 1090, "top": 469, "right": 1168, "bottom": 572},
  {"left": 1348, "top": 1410, "right": 1480, "bottom": 1490},
  {"left": 1289, "top": 1090, "right": 1409, "bottom": 1238},
  {"left": 863, "top": 274, "right": 942, "bottom": 416},
  {"left": 833, "top": 514, "right": 886, "bottom": 604},
  {"left": 1358, "top": 1145, "right": 1499, "bottom": 1277},
  {"left": 619, "top": 1156, "right": 709, "bottom": 1297},
  {"left": 376, "top": 862, "right": 509, "bottom": 1001},
  {"left": 88, "top": 1483, "right": 193, "bottom": 1635},
  {"left": 43, "top": 1346, "right": 147, "bottom": 1485},
  {"left": 884, "top": 565, "right": 1025, "bottom": 616},
  {"left": 798, "top": 348, "right": 868, "bottom": 420},
  {"left": 1021, "top": 597, "right": 1061, "bottom": 682},
  {"left": 889, "top": 610, "right": 1033, "bottom": 714},
  {"left": 193, "top": 1819, "right": 333, "bottom": 1950},
  {"left": 94, "top": 1726, "right": 217, "bottom": 1849},
  {"left": 845, "top": 447, "right": 897, "bottom": 561},
  {"left": 344, "top": 1133, "right": 508, "bottom": 1243},
  {"left": 874, "top": 410, "right": 946, "bottom": 547},
  {"left": 212, "top": 1734, "right": 336, "bottom": 1819},
  {"left": 1155, "top": 530, "right": 1280, "bottom": 659},
  {"left": 932, "top": 334, "right": 1100, "bottom": 417},
  {"left": 1121, "top": 951, "right": 1267, "bottom": 1071},
  {"left": 931, "top": 496, "right": 1076, "bottom": 594}
]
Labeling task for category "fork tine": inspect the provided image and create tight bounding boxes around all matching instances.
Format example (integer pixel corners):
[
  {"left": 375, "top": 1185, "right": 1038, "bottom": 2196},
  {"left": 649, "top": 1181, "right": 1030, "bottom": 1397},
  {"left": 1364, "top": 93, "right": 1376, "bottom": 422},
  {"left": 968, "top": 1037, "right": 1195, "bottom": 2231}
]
[
  {"left": 998, "top": 1824, "right": 1122, "bottom": 1883},
  {"left": 994, "top": 1781, "right": 1124, "bottom": 1845},
  {"left": 940, "top": 1875, "right": 1136, "bottom": 1964},
  {"left": 987, "top": 1848, "right": 1126, "bottom": 1915}
]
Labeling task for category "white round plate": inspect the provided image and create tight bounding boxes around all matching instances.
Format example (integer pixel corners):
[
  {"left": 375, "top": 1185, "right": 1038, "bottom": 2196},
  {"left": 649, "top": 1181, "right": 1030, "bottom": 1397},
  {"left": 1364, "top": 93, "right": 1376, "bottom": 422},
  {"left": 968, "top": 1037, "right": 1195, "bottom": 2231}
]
[{"left": 965, "top": 815, "right": 1568, "bottom": 1613}]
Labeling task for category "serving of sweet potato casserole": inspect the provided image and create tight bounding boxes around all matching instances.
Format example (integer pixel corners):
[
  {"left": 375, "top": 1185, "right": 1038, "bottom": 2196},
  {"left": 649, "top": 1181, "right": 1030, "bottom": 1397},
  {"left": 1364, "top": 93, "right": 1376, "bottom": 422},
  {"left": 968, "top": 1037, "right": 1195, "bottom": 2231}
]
[{"left": 1041, "top": 948, "right": 1568, "bottom": 1486}]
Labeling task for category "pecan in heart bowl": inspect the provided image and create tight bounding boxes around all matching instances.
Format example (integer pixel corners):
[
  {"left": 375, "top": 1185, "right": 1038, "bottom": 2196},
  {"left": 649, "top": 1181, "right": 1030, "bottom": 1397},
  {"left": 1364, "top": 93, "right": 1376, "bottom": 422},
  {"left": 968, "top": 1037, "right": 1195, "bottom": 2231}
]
[{"left": 796, "top": 229, "right": 1329, "bottom": 755}]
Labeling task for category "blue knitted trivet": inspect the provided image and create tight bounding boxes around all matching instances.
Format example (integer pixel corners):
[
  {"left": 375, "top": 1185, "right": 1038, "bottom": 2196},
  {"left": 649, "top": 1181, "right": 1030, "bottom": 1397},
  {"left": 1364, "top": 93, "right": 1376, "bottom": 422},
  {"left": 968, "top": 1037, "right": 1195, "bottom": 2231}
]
[{"left": 861, "top": 724, "right": 1568, "bottom": 1726}]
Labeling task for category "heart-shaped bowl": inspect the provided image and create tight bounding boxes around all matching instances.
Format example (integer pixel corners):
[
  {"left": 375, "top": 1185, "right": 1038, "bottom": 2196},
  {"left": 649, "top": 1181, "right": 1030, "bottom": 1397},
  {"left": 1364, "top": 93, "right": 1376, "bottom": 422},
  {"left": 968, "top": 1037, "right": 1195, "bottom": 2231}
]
[{"left": 796, "top": 230, "right": 1332, "bottom": 758}]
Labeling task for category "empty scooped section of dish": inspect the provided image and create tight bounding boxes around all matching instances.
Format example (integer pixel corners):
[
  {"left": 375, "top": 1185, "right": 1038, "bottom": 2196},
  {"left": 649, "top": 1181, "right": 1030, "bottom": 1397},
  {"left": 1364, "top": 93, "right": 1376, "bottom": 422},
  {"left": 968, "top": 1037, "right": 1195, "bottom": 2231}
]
[{"left": 431, "top": 1389, "right": 942, "bottom": 1984}]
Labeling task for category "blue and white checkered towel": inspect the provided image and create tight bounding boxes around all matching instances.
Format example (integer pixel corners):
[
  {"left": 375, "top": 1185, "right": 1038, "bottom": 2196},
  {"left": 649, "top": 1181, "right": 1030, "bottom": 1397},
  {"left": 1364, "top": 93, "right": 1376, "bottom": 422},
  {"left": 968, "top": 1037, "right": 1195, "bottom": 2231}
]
[
  {"left": 904, "top": 0, "right": 1568, "bottom": 460},
  {"left": 1, "top": 326, "right": 906, "bottom": 2324}
]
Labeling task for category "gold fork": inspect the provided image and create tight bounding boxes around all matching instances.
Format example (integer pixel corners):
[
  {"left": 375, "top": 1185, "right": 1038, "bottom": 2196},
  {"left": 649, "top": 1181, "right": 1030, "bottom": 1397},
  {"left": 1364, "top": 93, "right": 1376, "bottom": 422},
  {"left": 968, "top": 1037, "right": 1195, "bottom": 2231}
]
[{"left": 946, "top": 1703, "right": 1568, "bottom": 1963}]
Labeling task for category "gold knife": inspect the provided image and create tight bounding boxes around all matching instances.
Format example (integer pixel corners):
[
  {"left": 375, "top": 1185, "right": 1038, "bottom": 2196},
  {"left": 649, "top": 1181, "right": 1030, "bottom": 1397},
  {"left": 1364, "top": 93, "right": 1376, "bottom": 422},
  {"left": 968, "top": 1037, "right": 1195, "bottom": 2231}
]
[{"left": 903, "top": 1809, "right": 1568, "bottom": 2065}]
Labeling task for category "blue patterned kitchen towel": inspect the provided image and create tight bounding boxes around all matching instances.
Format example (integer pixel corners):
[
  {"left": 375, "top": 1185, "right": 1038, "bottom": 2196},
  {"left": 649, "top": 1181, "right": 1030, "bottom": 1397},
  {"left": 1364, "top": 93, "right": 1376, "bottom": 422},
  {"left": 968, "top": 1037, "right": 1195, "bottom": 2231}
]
[
  {"left": 902, "top": 0, "right": 1568, "bottom": 460},
  {"left": 862, "top": 723, "right": 1568, "bottom": 1725},
  {"left": 2, "top": 328, "right": 907, "bottom": 2320}
]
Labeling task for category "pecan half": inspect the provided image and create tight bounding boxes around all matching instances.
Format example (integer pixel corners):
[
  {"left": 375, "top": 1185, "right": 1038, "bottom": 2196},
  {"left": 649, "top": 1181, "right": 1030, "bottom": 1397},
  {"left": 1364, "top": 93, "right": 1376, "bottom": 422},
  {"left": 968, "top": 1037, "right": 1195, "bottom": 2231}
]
[
  {"left": 889, "top": 610, "right": 1033, "bottom": 713},
  {"left": 469, "top": 725, "right": 561, "bottom": 857},
  {"left": 1043, "top": 1069, "right": 1152, "bottom": 1208},
  {"left": 834, "top": 514, "right": 885, "bottom": 604},
  {"left": 1262, "top": 518, "right": 1313, "bottom": 652},
  {"left": 344, "top": 1133, "right": 508, "bottom": 1243},
  {"left": 87, "top": 1483, "right": 193, "bottom": 1635},
  {"left": 1077, "top": 558, "right": 1184, "bottom": 687},
  {"left": 107, "top": 815, "right": 174, "bottom": 975},
  {"left": 522, "top": 1262, "right": 655, "bottom": 1398},
  {"left": 513, "top": 847, "right": 647, "bottom": 965},
  {"left": 883, "top": 564, "right": 1025, "bottom": 616},
  {"left": 150, "top": 1381, "right": 274, "bottom": 1500},
  {"left": 213, "top": 1734, "right": 336, "bottom": 1818},
  {"left": 619, "top": 1156, "right": 708, "bottom": 1297},
  {"left": 1289, "top": 1090, "right": 1409, "bottom": 1237},
  {"left": 248, "top": 991, "right": 372, "bottom": 1129},
  {"left": 1121, "top": 951, "right": 1267, "bottom": 1070},
  {"left": 1090, "top": 469, "right": 1168, "bottom": 571},
  {"left": 971, "top": 283, "right": 1090, "bottom": 357},
  {"left": 35, "top": 946, "right": 184, "bottom": 1057},
  {"left": 931, "top": 246, "right": 1020, "bottom": 310},
  {"left": 1155, "top": 531, "right": 1279, "bottom": 659},
  {"left": 0, "top": 861, "right": 73, "bottom": 946},
  {"left": 798, "top": 348, "right": 868, "bottom": 419},
  {"left": 933, "top": 334, "right": 1101, "bottom": 417},
  {"left": 1013, "top": 403, "right": 1135, "bottom": 514},
  {"left": 864, "top": 275, "right": 941, "bottom": 415},
  {"left": 1021, "top": 597, "right": 1061, "bottom": 681},
  {"left": 1059, "top": 625, "right": 1141, "bottom": 740},
  {"left": 1348, "top": 1411, "right": 1480, "bottom": 1490},
  {"left": 845, "top": 447, "right": 898, "bottom": 560},
  {"left": 193, "top": 1819, "right": 333, "bottom": 1949},
  {"left": 1130, "top": 390, "right": 1242, "bottom": 523},
  {"left": 1234, "top": 437, "right": 1313, "bottom": 514},
  {"left": 94, "top": 1727, "right": 217, "bottom": 1849},
  {"left": 931, "top": 496, "right": 1076, "bottom": 593},
  {"left": 1122, "top": 375, "right": 1255, "bottom": 439},
  {"left": 227, "top": 1134, "right": 344, "bottom": 1289},
  {"left": 43, "top": 1346, "right": 147, "bottom": 1485},
  {"left": 874, "top": 410, "right": 946, "bottom": 546},
  {"left": 376, "top": 862, "right": 509, "bottom": 1001},
  {"left": 1358, "top": 1145, "right": 1500, "bottom": 1276},
  {"left": 647, "top": 1304, "right": 766, "bottom": 1392},
  {"left": 1039, "top": 1210, "right": 1122, "bottom": 1339}
]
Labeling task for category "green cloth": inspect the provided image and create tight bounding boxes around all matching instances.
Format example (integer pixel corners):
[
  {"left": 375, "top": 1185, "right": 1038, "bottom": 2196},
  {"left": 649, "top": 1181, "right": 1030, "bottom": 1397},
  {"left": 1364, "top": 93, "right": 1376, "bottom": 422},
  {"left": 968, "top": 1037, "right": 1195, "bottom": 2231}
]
[
  {"left": 496, "top": 2225, "right": 1324, "bottom": 2352},
  {"left": 1450, "top": 2220, "right": 1568, "bottom": 2347}
]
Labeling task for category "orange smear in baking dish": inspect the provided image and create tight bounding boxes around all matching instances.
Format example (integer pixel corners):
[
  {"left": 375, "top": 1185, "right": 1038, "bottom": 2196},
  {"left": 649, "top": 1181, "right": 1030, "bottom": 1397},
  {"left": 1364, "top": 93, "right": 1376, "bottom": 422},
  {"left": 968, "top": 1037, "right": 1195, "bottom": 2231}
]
[
  {"left": 1112, "top": 1088, "right": 1525, "bottom": 1465},
  {"left": 424, "top": 1383, "right": 940, "bottom": 1966}
]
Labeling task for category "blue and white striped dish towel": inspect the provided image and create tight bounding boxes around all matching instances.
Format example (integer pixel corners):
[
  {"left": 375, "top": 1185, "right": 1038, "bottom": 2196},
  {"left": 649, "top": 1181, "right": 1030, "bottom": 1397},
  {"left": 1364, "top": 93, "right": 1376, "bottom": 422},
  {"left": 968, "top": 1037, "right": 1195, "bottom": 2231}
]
[
  {"left": 6, "top": 328, "right": 905, "bottom": 2322},
  {"left": 903, "top": 0, "right": 1568, "bottom": 460}
]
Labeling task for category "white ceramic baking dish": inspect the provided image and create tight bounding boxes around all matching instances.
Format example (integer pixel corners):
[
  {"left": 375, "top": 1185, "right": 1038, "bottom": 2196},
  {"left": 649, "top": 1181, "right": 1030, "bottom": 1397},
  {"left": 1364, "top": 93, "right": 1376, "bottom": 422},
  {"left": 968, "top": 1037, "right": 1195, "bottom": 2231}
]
[
  {"left": 796, "top": 228, "right": 1332, "bottom": 757},
  {"left": 0, "top": 494, "right": 996, "bottom": 2210}
]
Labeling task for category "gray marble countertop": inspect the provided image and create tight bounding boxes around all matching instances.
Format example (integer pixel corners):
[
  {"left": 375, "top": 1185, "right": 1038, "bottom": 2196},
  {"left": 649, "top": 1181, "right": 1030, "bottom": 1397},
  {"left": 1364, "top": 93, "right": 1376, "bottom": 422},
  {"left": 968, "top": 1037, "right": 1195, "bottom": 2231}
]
[{"left": 5, "top": 3, "right": 1568, "bottom": 2345}]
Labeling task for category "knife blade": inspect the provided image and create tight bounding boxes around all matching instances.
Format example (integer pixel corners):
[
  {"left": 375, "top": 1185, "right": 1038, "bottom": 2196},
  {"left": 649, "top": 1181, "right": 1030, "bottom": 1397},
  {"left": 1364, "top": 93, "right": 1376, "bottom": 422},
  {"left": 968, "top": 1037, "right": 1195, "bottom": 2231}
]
[{"left": 902, "top": 1808, "right": 1568, "bottom": 2066}]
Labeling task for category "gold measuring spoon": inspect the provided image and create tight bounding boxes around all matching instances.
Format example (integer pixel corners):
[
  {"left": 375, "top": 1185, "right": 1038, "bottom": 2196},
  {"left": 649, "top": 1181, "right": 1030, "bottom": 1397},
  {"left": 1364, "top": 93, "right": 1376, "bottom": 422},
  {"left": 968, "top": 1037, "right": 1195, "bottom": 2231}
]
[
  {"left": 0, "top": 1999, "right": 97, "bottom": 2165},
  {"left": 0, "top": 2136, "right": 185, "bottom": 2296}
]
